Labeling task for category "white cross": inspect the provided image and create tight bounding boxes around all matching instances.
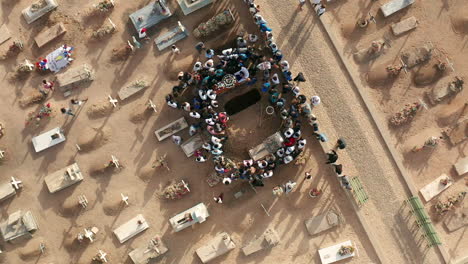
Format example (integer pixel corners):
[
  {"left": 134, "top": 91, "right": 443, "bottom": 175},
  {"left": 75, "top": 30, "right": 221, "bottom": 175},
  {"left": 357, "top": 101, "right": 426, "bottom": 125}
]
[
  {"left": 11, "top": 177, "right": 22, "bottom": 190},
  {"left": 108, "top": 95, "right": 118, "bottom": 108},
  {"left": 446, "top": 57, "right": 455, "bottom": 72},
  {"left": 78, "top": 194, "right": 88, "bottom": 208},
  {"left": 111, "top": 155, "right": 120, "bottom": 169},
  {"left": 121, "top": 193, "right": 129, "bottom": 206},
  {"left": 148, "top": 99, "right": 157, "bottom": 113},
  {"left": 98, "top": 250, "right": 108, "bottom": 262}
]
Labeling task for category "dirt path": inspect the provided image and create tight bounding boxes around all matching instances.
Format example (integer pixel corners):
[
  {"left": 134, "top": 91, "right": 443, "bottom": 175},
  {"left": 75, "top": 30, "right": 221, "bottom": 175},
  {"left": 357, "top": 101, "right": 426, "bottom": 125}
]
[{"left": 255, "top": 0, "right": 443, "bottom": 263}]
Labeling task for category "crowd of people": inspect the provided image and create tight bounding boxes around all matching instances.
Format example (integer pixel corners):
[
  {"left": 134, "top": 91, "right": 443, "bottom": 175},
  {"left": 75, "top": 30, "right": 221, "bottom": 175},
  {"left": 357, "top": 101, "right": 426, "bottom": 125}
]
[{"left": 164, "top": 0, "right": 352, "bottom": 194}]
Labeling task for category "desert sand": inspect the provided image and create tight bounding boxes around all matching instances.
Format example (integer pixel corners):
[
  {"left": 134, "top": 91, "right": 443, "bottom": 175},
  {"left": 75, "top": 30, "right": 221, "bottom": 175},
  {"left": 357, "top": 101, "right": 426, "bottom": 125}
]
[
  {"left": 1, "top": 0, "right": 467, "bottom": 263},
  {"left": 0, "top": 0, "right": 379, "bottom": 264}
]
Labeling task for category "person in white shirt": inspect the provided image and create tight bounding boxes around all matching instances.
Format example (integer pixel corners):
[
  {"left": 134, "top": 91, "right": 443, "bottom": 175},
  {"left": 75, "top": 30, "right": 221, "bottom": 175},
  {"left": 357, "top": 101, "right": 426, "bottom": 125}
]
[
  {"left": 271, "top": 73, "right": 280, "bottom": 87},
  {"left": 205, "top": 118, "right": 215, "bottom": 126},
  {"left": 190, "top": 111, "right": 201, "bottom": 119},
  {"left": 298, "top": 139, "right": 307, "bottom": 149},
  {"left": 205, "top": 49, "right": 215, "bottom": 59},
  {"left": 213, "top": 143, "right": 223, "bottom": 149},
  {"left": 292, "top": 86, "right": 300, "bottom": 97},
  {"left": 248, "top": 34, "right": 259, "bottom": 43},
  {"left": 196, "top": 156, "right": 207, "bottom": 162},
  {"left": 167, "top": 100, "right": 178, "bottom": 109},
  {"left": 211, "top": 136, "right": 222, "bottom": 145},
  {"left": 171, "top": 45, "right": 180, "bottom": 54},
  {"left": 298, "top": 0, "right": 306, "bottom": 10},
  {"left": 317, "top": 4, "right": 326, "bottom": 16},
  {"left": 262, "top": 170, "right": 273, "bottom": 178},
  {"left": 243, "top": 159, "right": 254, "bottom": 167},
  {"left": 311, "top": 95, "right": 321, "bottom": 109},
  {"left": 181, "top": 102, "right": 191, "bottom": 112},
  {"left": 204, "top": 59, "right": 214, "bottom": 69},
  {"left": 293, "top": 130, "right": 301, "bottom": 139},
  {"left": 202, "top": 143, "right": 212, "bottom": 151},
  {"left": 254, "top": 14, "right": 267, "bottom": 25},
  {"left": 283, "top": 155, "right": 293, "bottom": 164},
  {"left": 212, "top": 149, "right": 223, "bottom": 155},
  {"left": 198, "top": 90, "right": 207, "bottom": 101},
  {"left": 269, "top": 42, "right": 278, "bottom": 53},
  {"left": 222, "top": 177, "right": 232, "bottom": 185},
  {"left": 280, "top": 60, "right": 290, "bottom": 72},
  {"left": 276, "top": 148, "right": 285, "bottom": 157},
  {"left": 258, "top": 160, "right": 268, "bottom": 169},
  {"left": 172, "top": 135, "right": 182, "bottom": 145},
  {"left": 193, "top": 61, "right": 202, "bottom": 72},
  {"left": 284, "top": 180, "right": 296, "bottom": 193},
  {"left": 286, "top": 146, "right": 295, "bottom": 155},
  {"left": 284, "top": 128, "right": 294, "bottom": 138},
  {"left": 207, "top": 89, "right": 217, "bottom": 100}
]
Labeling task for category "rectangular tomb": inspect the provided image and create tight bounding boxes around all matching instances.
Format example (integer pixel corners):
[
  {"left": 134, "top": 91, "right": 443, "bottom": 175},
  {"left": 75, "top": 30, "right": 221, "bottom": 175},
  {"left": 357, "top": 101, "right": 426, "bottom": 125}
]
[
  {"left": 128, "top": 235, "right": 168, "bottom": 264},
  {"left": 22, "top": 0, "right": 58, "bottom": 24},
  {"left": 155, "top": 21, "right": 189, "bottom": 51},
  {"left": 129, "top": 1, "right": 172, "bottom": 32},
  {"left": 35, "top": 23, "right": 67, "bottom": 48},
  {"left": 117, "top": 79, "right": 148, "bottom": 101},
  {"left": 419, "top": 174, "right": 453, "bottom": 202},
  {"left": 56, "top": 64, "right": 94, "bottom": 94},
  {"left": 154, "top": 117, "right": 188, "bottom": 141},
  {"left": 196, "top": 232, "right": 235, "bottom": 263},
  {"left": 305, "top": 210, "right": 340, "bottom": 236},
  {"left": 180, "top": 134, "right": 204, "bottom": 157},
  {"left": 454, "top": 156, "right": 468, "bottom": 176},
  {"left": 242, "top": 228, "right": 279, "bottom": 256},
  {"left": 380, "top": 0, "right": 415, "bottom": 18},
  {"left": 169, "top": 203, "right": 209, "bottom": 232},
  {"left": 177, "top": 0, "right": 213, "bottom": 16},
  {"left": 0, "top": 210, "right": 38, "bottom": 242},
  {"left": 391, "top": 16, "right": 418, "bottom": 36},
  {"left": 318, "top": 240, "right": 357, "bottom": 264},
  {"left": 44, "top": 163, "right": 83, "bottom": 193},
  {"left": 249, "top": 132, "right": 284, "bottom": 161},
  {"left": 114, "top": 214, "right": 149, "bottom": 243},
  {"left": 0, "top": 24, "right": 11, "bottom": 45},
  {"left": 32, "top": 127, "right": 66, "bottom": 153},
  {"left": 0, "top": 182, "right": 16, "bottom": 203}
]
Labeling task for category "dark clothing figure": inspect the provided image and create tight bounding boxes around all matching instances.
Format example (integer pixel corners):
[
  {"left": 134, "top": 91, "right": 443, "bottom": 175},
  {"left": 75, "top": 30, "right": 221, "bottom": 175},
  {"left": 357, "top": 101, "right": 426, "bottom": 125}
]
[
  {"left": 340, "top": 175, "right": 352, "bottom": 190},
  {"left": 333, "top": 164, "right": 343, "bottom": 175},
  {"left": 326, "top": 150, "right": 338, "bottom": 164},
  {"left": 252, "top": 179, "right": 264, "bottom": 187},
  {"left": 293, "top": 72, "right": 306, "bottom": 82},
  {"left": 336, "top": 138, "right": 346, "bottom": 150}
]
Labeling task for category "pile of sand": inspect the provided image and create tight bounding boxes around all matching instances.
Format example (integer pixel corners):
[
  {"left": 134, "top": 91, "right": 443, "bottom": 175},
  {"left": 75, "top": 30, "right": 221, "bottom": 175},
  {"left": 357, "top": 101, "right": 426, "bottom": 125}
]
[
  {"left": 77, "top": 126, "right": 110, "bottom": 152},
  {"left": 129, "top": 103, "right": 153, "bottom": 123},
  {"left": 163, "top": 56, "right": 194, "bottom": 81},
  {"left": 58, "top": 195, "right": 83, "bottom": 217},
  {"left": 63, "top": 228, "right": 81, "bottom": 251},
  {"left": 138, "top": 166, "right": 156, "bottom": 182},
  {"left": 452, "top": 10, "right": 468, "bottom": 34},
  {"left": 102, "top": 192, "right": 125, "bottom": 216},
  {"left": 86, "top": 100, "right": 113, "bottom": 118},
  {"left": 19, "top": 90, "right": 46, "bottom": 108},
  {"left": 18, "top": 237, "right": 45, "bottom": 260},
  {"left": 413, "top": 62, "right": 445, "bottom": 86},
  {"left": 366, "top": 62, "right": 398, "bottom": 86}
]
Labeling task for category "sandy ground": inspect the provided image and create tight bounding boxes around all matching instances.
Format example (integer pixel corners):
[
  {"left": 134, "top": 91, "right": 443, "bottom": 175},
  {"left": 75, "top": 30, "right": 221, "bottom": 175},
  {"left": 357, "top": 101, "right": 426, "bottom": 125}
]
[
  {"left": 0, "top": 0, "right": 379, "bottom": 264},
  {"left": 316, "top": 0, "right": 468, "bottom": 261},
  {"left": 255, "top": 0, "right": 468, "bottom": 263}
]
